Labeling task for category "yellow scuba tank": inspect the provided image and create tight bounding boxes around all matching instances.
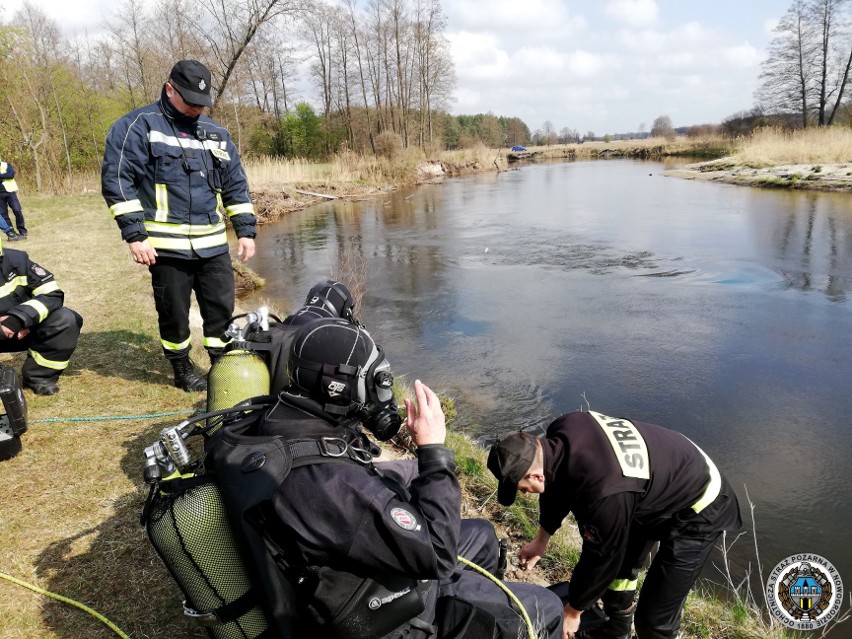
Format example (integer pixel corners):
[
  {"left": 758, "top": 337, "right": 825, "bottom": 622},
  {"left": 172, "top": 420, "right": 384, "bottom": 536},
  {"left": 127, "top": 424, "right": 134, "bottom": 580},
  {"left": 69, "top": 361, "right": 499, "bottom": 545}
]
[
  {"left": 207, "top": 309, "right": 272, "bottom": 434},
  {"left": 142, "top": 422, "right": 272, "bottom": 639},
  {"left": 207, "top": 349, "right": 271, "bottom": 413}
]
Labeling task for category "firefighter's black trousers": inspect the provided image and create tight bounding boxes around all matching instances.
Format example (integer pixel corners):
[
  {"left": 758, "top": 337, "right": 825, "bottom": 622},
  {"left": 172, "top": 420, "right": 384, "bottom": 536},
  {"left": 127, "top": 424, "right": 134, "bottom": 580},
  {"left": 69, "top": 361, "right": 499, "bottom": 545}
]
[
  {"left": 0, "top": 191, "right": 26, "bottom": 235},
  {"left": 602, "top": 528, "right": 720, "bottom": 639},
  {"left": 149, "top": 253, "right": 234, "bottom": 361},
  {"left": 0, "top": 307, "right": 83, "bottom": 382}
]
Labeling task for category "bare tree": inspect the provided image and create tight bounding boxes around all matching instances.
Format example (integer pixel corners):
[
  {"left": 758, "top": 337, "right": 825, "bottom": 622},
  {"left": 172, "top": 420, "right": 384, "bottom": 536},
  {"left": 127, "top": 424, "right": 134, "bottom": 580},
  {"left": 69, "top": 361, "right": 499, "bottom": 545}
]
[
  {"left": 754, "top": 0, "right": 852, "bottom": 127},
  {"left": 0, "top": 3, "right": 64, "bottom": 191},
  {"left": 104, "top": 0, "right": 157, "bottom": 108},
  {"left": 414, "top": 0, "right": 454, "bottom": 147},
  {"left": 757, "top": 0, "right": 817, "bottom": 127},
  {"left": 650, "top": 115, "right": 675, "bottom": 139},
  {"left": 196, "top": 0, "right": 303, "bottom": 113},
  {"left": 303, "top": 2, "right": 336, "bottom": 117},
  {"left": 811, "top": 0, "right": 848, "bottom": 125}
]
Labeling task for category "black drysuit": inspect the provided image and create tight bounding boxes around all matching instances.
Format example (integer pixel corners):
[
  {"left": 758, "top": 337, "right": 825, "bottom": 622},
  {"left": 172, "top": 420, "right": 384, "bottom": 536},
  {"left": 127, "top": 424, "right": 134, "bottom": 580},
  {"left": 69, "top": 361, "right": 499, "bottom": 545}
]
[{"left": 239, "top": 396, "right": 564, "bottom": 639}]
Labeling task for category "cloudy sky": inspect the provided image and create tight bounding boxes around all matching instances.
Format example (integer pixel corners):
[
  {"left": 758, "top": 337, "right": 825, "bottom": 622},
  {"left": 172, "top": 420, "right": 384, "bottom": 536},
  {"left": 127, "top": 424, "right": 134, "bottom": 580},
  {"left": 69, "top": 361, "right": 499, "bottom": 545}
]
[{"left": 0, "top": 0, "right": 784, "bottom": 135}]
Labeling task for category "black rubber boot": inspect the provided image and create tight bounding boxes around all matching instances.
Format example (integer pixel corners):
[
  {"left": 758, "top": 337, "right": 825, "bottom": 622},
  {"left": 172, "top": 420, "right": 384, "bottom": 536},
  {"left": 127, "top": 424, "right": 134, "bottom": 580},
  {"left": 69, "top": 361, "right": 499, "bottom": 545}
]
[
  {"left": 171, "top": 357, "right": 208, "bottom": 392},
  {"left": 591, "top": 606, "right": 635, "bottom": 639},
  {"left": 24, "top": 378, "right": 60, "bottom": 396}
]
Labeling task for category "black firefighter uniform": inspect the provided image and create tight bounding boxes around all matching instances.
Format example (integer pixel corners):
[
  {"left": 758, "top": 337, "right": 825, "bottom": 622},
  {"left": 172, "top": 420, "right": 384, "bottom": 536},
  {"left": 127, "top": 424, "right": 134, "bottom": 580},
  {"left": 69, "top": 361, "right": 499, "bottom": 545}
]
[
  {"left": 0, "top": 241, "right": 82, "bottom": 390},
  {"left": 100, "top": 88, "right": 257, "bottom": 360}
]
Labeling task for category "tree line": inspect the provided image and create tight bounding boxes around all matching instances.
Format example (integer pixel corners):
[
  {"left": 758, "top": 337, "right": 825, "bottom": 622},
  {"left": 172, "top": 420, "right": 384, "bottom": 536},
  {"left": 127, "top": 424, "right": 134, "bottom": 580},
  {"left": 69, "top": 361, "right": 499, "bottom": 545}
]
[
  {"left": 756, "top": 0, "right": 852, "bottom": 128},
  {"left": 0, "top": 0, "right": 536, "bottom": 193}
]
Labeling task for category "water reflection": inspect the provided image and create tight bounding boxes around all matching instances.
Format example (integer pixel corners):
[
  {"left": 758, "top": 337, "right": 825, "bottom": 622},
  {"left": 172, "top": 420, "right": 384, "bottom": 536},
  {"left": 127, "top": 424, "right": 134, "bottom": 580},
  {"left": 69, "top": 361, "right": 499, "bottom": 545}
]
[{"left": 757, "top": 192, "right": 852, "bottom": 302}]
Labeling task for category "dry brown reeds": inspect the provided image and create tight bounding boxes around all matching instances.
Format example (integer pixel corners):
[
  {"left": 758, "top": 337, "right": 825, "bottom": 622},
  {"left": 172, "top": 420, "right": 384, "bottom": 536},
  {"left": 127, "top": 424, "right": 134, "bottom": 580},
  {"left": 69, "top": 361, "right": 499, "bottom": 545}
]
[{"left": 734, "top": 127, "right": 852, "bottom": 165}]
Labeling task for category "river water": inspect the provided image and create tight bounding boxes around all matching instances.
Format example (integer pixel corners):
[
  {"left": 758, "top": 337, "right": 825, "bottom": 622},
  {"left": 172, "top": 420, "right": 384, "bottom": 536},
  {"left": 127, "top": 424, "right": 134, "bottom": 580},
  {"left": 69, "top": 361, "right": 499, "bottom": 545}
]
[{"left": 246, "top": 158, "right": 852, "bottom": 621}]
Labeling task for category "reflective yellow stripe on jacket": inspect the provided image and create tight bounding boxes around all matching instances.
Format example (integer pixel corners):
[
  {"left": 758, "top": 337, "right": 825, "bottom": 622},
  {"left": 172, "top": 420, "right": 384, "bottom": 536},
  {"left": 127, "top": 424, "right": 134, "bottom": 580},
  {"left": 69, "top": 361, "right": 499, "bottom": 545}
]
[
  {"left": 0, "top": 275, "right": 28, "bottom": 298},
  {"left": 144, "top": 221, "right": 228, "bottom": 252},
  {"left": 688, "top": 439, "right": 723, "bottom": 514},
  {"left": 0, "top": 162, "right": 18, "bottom": 192}
]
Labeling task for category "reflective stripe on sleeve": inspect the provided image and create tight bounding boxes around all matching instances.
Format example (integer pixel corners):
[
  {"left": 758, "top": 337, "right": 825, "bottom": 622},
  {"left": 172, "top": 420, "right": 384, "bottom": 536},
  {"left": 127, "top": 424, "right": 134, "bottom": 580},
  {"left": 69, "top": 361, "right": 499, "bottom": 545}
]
[
  {"left": 32, "top": 281, "right": 60, "bottom": 296},
  {"left": 21, "top": 300, "right": 49, "bottom": 322},
  {"left": 110, "top": 199, "right": 144, "bottom": 218},
  {"left": 225, "top": 202, "right": 255, "bottom": 216}
]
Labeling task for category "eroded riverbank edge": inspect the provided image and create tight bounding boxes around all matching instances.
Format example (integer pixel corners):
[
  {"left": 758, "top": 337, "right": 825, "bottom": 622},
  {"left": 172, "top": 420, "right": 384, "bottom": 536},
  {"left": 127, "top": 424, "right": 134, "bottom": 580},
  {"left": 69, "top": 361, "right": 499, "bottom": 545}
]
[{"left": 664, "top": 157, "right": 852, "bottom": 191}]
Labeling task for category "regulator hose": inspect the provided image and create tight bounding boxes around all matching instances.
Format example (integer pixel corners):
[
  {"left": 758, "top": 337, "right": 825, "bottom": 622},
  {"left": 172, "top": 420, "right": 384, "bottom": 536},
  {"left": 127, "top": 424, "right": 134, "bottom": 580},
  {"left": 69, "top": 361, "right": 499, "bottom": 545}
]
[{"left": 457, "top": 556, "right": 536, "bottom": 639}]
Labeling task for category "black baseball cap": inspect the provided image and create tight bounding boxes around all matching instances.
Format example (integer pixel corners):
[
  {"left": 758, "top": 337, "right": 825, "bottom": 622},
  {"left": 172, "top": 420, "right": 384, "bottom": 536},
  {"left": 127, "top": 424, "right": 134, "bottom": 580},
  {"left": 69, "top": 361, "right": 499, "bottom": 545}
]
[
  {"left": 487, "top": 433, "right": 537, "bottom": 506},
  {"left": 169, "top": 59, "right": 213, "bottom": 107}
]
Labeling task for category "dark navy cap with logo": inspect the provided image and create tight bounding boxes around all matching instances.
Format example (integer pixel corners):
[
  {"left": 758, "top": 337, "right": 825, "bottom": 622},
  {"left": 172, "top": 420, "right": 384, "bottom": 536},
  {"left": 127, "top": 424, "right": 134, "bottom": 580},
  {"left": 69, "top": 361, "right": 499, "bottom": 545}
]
[
  {"left": 487, "top": 433, "right": 537, "bottom": 506},
  {"left": 169, "top": 59, "right": 213, "bottom": 107}
]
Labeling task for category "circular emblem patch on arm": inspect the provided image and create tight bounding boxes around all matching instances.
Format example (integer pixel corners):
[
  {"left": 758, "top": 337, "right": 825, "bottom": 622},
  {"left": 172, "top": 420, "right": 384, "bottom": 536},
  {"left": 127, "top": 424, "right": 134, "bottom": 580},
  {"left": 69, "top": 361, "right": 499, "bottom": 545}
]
[{"left": 390, "top": 507, "right": 421, "bottom": 531}]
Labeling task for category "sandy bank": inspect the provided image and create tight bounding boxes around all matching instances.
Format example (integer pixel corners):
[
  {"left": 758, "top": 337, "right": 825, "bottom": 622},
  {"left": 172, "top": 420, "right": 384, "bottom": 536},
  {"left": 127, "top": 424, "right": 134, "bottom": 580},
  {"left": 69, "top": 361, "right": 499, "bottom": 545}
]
[{"left": 665, "top": 157, "right": 852, "bottom": 192}]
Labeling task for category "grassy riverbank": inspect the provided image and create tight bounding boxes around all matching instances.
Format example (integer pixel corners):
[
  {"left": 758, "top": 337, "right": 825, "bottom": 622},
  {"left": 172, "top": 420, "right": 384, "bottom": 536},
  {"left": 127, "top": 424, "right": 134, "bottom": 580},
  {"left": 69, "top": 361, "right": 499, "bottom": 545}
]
[
  {"left": 666, "top": 127, "right": 852, "bottom": 191},
  {"left": 0, "top": 193, "right": 822, "bottom": 639}
]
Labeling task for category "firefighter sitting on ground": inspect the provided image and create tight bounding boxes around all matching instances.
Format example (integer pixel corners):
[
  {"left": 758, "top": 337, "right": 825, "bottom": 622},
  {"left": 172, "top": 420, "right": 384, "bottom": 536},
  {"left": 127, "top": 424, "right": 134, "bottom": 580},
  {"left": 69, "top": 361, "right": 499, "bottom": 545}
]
[
  {"left": 203, "top": 313, "right": 565, "bottom": 639},
  {"left": 0, "top": 236, "right": 83, "bottom": 395}
]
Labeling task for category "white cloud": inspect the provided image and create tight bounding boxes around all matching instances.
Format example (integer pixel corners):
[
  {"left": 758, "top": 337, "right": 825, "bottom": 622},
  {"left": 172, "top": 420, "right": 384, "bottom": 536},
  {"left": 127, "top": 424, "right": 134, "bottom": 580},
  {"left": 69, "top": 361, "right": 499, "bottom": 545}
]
[
  {"left": 564, "top": 50, "right": 620, "bottom": 78},
  {"left": 512, "top": 47, "right": 566, "bottom": 74},
  {"left": 1, "top": 0, "right": 108, "bottom": 34},
  {"left": 719, "top": 44, "right": 763, "bottom": 69},
  {"left": 446, "top": 0, "right": 587, "bottom": 44},
  {"left": 605, "top": 0, "right": 659, "bottom": 28},
  {"left": 449, "top": 31, "right": 512, "bottom": 80}
]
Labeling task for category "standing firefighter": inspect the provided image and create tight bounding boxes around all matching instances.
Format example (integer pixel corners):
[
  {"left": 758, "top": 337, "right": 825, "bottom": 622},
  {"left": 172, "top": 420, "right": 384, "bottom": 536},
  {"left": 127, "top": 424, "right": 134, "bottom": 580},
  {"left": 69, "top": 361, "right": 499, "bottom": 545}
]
[
  {"left": 0, "top": 237, "right": 82, "bottom": 395},
  {"left": 488, "top": 411, "right": 742, "bottom": 639},
  {"left": 0, "top": 159, "right": 27, "bottom": 240},
  {"left": 101, "top": 59, "right": 257, "bottom": 392}
]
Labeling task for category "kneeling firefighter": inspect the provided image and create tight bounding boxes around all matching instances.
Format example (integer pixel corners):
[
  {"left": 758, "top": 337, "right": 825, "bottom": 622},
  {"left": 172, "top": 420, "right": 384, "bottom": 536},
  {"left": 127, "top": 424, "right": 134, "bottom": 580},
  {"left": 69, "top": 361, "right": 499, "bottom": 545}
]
[{"left": 142, "top": 312, "right": 564, "bottom": 638}]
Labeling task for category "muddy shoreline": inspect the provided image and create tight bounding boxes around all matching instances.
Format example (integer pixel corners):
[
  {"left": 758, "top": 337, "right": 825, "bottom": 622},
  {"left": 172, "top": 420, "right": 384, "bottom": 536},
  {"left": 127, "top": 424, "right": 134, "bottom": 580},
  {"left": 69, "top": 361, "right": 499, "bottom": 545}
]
[{"left": 664, "top": 157, "right": 852, "bottom": 192}]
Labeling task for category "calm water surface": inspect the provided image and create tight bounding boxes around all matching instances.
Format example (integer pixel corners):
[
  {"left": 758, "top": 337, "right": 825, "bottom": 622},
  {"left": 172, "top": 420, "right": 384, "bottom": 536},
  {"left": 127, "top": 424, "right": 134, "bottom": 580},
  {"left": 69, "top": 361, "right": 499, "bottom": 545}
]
[{"left": 246, "top": 159, "right": 852, "bottom": 619}]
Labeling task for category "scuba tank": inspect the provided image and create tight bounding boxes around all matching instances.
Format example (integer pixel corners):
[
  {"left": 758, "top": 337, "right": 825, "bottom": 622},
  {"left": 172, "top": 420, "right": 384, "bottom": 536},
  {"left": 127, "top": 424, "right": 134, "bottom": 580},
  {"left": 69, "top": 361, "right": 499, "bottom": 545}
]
[
  {"left": 209, "top": 281, "right": 361, "bottom": 420},
  {"left": 207, "top": 309, "right": 273, "bottom": 434},
  {"left": 141, "top": 408, "right": 277, "bottom": 639}
]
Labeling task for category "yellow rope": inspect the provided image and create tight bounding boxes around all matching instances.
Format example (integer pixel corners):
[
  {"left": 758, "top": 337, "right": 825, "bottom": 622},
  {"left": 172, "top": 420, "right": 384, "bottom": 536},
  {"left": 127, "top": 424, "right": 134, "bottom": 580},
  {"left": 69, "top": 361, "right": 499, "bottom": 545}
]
[
  {"left": 0, "top": 571, "right": 130, "bottom": 639},
  {"left": 2, "top": 558, "right": 530, "bottom": 639},
  {"left": 457, "top": 556, "right": 536, "bottom": 639}
]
